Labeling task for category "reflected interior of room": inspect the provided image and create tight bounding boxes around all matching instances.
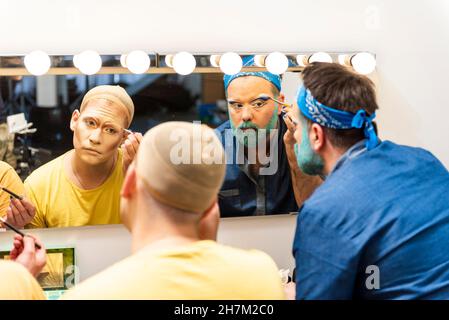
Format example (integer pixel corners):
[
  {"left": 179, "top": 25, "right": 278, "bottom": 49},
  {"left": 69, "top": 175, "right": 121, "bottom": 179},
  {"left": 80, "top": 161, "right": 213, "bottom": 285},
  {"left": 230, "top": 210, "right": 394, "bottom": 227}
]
[
  {"left": 0, "top": 51, "right": 377, "bottom": 299},
  {"left": 0, "top": 52, "right": 375, "bottom": 227}
]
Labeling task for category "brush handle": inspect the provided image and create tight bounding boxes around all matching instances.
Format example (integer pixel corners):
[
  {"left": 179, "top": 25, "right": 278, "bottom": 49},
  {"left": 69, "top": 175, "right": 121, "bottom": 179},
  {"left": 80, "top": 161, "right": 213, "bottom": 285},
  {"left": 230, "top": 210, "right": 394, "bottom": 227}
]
[{"left": 0, "top": 218, "right": 42, "bottom": 250}]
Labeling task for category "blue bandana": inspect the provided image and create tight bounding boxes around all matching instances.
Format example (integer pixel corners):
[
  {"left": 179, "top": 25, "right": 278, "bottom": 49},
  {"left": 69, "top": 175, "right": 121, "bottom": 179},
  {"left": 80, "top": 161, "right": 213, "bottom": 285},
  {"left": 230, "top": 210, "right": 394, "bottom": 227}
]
[
  {"left": 296, "top": 86, "right": 379, "bottom": 150},
  {"left": 223, "top": 56, "right": 282, "bottom": 91}
]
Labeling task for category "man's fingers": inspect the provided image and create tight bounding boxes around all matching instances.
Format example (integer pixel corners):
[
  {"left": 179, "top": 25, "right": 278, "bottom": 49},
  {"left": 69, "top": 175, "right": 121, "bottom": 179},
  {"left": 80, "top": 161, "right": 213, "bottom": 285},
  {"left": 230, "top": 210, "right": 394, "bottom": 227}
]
[
  {"left": 28, "top": 234, "right": 43, "bottom": 249},
  {"left": 281, "top": 105, "right": 292, "bottom": 114},
  {"left": 21, "top": 198, "right": 36, "bottom": 218},
  {"left": 12, "top": 201, "right": 28, "bottom": 227},
  {"left": 12, "top": 198, "right": 27, "bottom": 216},
  {"left": 6, "top": 207, "right": 17, "bottom": 226},
  {"left": 283, "top": 114, "right": 296, "bottom": 132},
  {"left": 13, "top": 238, "right": 23, "bottom": 249},
  {"left": 130, "top": 138, "right": 139, "bottom": 153},
  {"left": 284, "top": 111, "right": 299, "bottom": 131},
  {"left": 125, "top": 140, "right": 137, "bottom": 158},
  {"left": 10, "top": 247, "right": 19, "bottom": 260},
  {"left": 134, "top": 132, "right": 143, "bottom": 143},
  {"left": 21, "top": 235, "right": 36, "bottom": 255},
  {"left": 9, "top": 203, "right": 25, "bottom": 227}
]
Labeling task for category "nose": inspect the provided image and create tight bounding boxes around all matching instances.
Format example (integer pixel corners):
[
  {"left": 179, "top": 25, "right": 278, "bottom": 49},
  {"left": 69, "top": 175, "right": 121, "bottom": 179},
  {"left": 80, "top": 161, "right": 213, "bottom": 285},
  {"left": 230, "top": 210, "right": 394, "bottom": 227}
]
[
  {"left": 241, "top": 106, "right": 253, "bottom": 122},
  {"left": 89, "top": 128, "right": 102, "bottom": 145}
]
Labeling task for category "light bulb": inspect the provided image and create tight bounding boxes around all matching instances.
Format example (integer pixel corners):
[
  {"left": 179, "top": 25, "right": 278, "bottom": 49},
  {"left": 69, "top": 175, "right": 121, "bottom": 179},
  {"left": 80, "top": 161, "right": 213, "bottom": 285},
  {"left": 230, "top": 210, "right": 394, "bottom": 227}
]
[
  {"left": 172, "top": 52, "right": 196, "bottom": 75},
  {"left": 120, "top": 54, "right": 127, "bottom": 68},
  {"left": 73, "top": 54, "right": 80, "bottom": 68},
  {"left": 125, "top": 50, "right": 150, "bottom": 74},
  {"left": 338, "top": 54, "right": 349, "bottom": 65},
  {"left": 24, "top": 50, "right": 51, "bottom": 76},
  {"left": 165, "top": 55, "right": 174, "bottom": 68},
  {"left": 219, "top": 52, "right": 242, "bottom": 75},
  {"left": 75, "top": 50, "right": 102, "bottom": 75},
  {"left": 265, "top": 52, "right": 288, "bottom": 75},
  {"left": 210, "top": 55, "right": 220, "bottom": 67},
  {"left": 254, "top": 55, "right": 266, "bottom": 67},
  {"left": 351, "top": 52, "right": 376, "bottom": 75},
  {"left": 309, "top": 52, "right": 333, "bottom": 63},
  {"left": 296, "top": 55, "right": 308, "bottom": 67}
]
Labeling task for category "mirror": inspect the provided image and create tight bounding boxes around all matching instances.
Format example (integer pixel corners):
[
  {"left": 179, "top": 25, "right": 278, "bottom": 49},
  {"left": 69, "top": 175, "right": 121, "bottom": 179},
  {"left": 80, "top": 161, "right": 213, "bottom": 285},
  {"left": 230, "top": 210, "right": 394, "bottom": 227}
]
[{"left": 0, "top": 69, "right": 303, "bottom": 229}]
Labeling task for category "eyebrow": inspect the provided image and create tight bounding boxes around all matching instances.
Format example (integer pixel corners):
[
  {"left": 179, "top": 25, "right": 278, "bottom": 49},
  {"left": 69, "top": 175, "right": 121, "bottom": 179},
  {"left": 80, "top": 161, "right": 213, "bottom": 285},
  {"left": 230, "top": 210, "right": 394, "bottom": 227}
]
[
  {"left": 83, "top": 115, "right": 98, "bottom": 122},
  {"left": 83, "top": 116, "right": 122, "bottom": 129},
  {"left": 103, "top": 121, "right": 121, "bottom": 127},
  {"left": 250, "top": 96, "right": 269, "bottom": 103},
  {"left": 227, "top": 96, "right": 269, "bottom": 105}
]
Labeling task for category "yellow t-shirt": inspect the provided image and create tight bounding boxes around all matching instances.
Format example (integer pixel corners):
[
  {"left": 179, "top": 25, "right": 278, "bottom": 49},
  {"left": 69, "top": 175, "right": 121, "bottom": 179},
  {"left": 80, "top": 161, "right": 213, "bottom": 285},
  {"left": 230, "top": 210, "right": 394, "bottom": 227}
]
[
  {"left": 62, "top": 240, "right": 285, "bottom": 300},
  {"left": 0, "top": 161, "right": 25, "bottom": 218},
  {"left": 0, "top": 260, "right": 46, "bottom": 300},
  {"left": 24, "top": 150, "right": 124, "bottom": 228}
]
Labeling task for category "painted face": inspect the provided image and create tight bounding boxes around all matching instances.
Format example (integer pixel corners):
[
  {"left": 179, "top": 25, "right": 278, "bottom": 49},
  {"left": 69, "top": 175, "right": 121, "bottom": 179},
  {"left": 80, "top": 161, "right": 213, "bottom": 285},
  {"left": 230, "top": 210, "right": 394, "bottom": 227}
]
[
  {"left": 293, "top": 114, "right": 325, "bottom": 176},
  {"left": 71, "top": 98, "right": 128, "bottom": 165},
  {"left": 226, "top": 76, "right": 281, "bottom": 147}
]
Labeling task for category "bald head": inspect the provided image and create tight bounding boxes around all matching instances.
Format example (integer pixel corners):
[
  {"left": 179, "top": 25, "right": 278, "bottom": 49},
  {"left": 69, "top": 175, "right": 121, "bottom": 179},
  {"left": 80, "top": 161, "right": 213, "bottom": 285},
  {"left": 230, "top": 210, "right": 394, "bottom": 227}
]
[
  {"left": 80, "top": 85, "right": 134, "bottom": 127},
  {"left": 136, "top": 122, "right": 226, "bottom": 214}
]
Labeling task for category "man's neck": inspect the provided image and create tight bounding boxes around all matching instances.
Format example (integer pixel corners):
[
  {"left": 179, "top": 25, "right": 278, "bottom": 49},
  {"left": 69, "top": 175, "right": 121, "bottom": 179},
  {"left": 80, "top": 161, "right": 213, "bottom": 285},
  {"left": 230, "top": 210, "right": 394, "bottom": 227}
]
[
  {"left": 322, "top": 147, "right": 346, "bottom": 176},
  {"left": 130, "top": 210, "right": 200, "bottom": 254},
  {"left": 67, "top": 150, "right": 117, "bottom": 189}
]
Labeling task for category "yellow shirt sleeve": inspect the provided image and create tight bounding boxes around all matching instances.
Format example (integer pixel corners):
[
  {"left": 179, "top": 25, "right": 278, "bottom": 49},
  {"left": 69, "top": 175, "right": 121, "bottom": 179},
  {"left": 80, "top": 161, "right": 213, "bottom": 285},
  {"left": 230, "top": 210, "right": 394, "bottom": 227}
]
[
  {"left": 24, "top": 179, "right": 47, "bottom": 228},
  {"left": 0, "top": 161, "right": 25, "bottom": 218},
  {"left": 0, "top": 261, "right": 46, "bottom": 300}
]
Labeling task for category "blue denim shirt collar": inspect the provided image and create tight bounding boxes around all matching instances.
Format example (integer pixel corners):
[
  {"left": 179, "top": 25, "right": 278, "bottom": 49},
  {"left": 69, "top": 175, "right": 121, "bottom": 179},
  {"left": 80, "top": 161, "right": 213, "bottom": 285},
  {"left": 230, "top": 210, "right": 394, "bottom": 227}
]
[{"left": 329, "top": 139, "right": 368, "bottom": 176}]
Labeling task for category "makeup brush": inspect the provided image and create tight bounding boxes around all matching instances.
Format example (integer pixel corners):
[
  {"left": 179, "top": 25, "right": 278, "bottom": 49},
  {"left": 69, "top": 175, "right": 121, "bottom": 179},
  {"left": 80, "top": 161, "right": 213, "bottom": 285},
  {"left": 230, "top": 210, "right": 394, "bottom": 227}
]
[
  {"left": 259, "top": 94, "right": 292, "bottom": 109},
  {"left": 0, "top": 186, "right": 23, "bottom": 200},
  {"left": 259, "top": 95, "right": 298, "bottom": 126},
  {"left": 0, "top": 217, "right": 42, "bottom": 250}
]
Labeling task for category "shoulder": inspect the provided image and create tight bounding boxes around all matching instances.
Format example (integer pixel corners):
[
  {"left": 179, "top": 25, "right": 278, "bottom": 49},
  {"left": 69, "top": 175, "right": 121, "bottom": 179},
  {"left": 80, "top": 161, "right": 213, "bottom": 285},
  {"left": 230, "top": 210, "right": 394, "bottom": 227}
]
[
  {"left": 209, "top": 243, "right": 284, "bottom": 297},
  {"left": 0, "top": 160, "right": 15, "bottom": 173},
  {"left": 0, "top": 260, "right": 28, "bottom": 275},
  {"left": 212, "top": 242, "right": 280, "bottom": 273},
  {"left": 0, "top": 261, "right": 45, "bottom": 300},
  {"left": 214, "top": 121, "right": 231, "bottom": 140},
  {"left": 60, "top": 253, "right": 145, "bottom": 299},
  {"left": 25, "top": 153, "right": 67, "bottom": 187},
  {"left": 0, "top": 160, "right": 22, "bottom": 185},
  {"left": 215, "top": 120, "right": 231, "bottom": 132}
]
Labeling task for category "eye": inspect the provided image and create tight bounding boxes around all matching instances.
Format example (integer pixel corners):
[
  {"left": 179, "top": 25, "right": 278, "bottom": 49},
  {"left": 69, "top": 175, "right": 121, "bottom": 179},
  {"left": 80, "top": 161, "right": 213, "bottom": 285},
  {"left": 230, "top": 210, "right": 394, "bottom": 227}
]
[
  {"left": 85, "top": 119, "right": 96, "bottom": 127},
  {"left": 252, "top": 100, "right": 266, "bottom": 108},
  {"left": 230, "top": 103, "right": 243, "bottom": 110},
  {"left": 105, "top": 127, "right": 117, "bottom": 135}
]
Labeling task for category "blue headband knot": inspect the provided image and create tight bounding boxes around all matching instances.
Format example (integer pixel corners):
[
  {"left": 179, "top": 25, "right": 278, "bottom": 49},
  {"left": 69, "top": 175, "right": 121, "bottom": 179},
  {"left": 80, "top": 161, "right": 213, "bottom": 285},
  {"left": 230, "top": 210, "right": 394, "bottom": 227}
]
[
  {"left": 297, "top": 86, "right": 379, "bottom": 150},
  {"left": 351, "top": 109, "right": 374, "bottom": 128}
]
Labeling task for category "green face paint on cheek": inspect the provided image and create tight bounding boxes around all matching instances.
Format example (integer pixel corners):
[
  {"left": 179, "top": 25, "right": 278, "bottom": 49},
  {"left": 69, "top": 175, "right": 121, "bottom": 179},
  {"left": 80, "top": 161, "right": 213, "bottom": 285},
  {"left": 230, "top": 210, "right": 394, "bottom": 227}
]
[
  {"left": 294, "top": 120, "right": 324, "bottom": 176},
  {"left": 229, "top": 104, "right": 278, "bottom": 148},
  {"left": 264, "top": 104, "right": 279, "bottom": 133}
]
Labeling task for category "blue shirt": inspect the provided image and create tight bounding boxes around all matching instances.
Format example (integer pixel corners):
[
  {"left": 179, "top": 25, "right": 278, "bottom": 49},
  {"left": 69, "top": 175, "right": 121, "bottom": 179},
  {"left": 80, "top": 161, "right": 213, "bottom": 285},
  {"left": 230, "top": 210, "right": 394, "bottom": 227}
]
[
  {"left": 293, "top": 140, "right": 449, "bottom": 299},
  {"left": 215, "top": 118, "right": 298, "bottom": 217}
]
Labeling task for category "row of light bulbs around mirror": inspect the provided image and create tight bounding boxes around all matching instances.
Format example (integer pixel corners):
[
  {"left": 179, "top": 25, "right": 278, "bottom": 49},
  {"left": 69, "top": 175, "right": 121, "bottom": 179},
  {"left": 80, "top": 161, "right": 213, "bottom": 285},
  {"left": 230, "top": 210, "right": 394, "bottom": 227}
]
[{"left": 20, "top": 50, "right": 376, "bottom": 76}]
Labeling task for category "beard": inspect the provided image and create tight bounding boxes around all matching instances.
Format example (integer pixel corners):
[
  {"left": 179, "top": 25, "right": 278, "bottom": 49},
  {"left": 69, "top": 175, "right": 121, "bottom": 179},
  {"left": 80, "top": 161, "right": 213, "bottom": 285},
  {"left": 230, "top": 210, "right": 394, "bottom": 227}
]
[{"left": 294, "top": 124, "right": 324, "bottom": 176}]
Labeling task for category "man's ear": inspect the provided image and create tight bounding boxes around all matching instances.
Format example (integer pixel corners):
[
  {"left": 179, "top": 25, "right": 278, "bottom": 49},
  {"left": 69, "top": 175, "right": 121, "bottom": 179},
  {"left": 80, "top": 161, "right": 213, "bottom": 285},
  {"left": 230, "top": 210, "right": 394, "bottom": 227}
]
[
  {"left": 310, "top": 123, "right": 325, "bottom": 152},
  {"left": 198, "top": 200, "right": 220, "bottom": 241},
  {"left": 121, "top": 162, "right": 137, "bottom": 199},
  {"left": 277, "top": 93, "right": 285, "bottom": 115},
  {"left": 70, "top": 110, "right": 80, "bottom": 132}
]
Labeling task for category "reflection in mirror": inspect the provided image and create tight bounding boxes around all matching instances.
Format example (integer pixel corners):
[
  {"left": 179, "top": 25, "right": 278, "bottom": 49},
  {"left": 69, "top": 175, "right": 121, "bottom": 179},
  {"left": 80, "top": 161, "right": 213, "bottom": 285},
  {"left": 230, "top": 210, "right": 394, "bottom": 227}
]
[{"left": 0, "top": 70, "right": 305, "bottom": 229}]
